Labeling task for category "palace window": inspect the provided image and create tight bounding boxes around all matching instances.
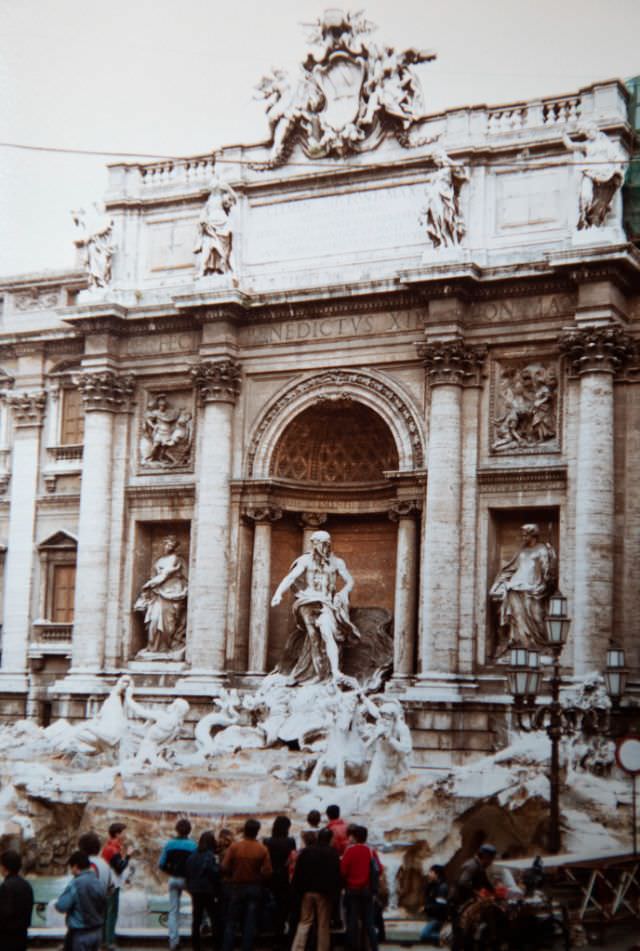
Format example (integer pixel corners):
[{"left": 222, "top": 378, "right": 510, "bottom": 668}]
[
  {"left": 36, "top": 531, "right": 78, "bottom": 626},
  {"left": 59, "top": 386, "right": 84, "bottom": 445}
]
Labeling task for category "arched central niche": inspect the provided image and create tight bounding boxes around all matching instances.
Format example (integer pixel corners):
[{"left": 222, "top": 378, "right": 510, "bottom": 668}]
[
  {"left": 269, "top": 399, "right": 399, "bottom": 483},
  {"left": 265, "top": 398, "right": 401, "bottom": 671}
]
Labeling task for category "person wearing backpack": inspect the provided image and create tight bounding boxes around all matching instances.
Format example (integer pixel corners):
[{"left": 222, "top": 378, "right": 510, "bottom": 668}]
[
  {"left": 159, "top": 818, "right": 197, "bottom": 950},
  {"left": 185, "top": 831, "right": 221, "bottom": 951},
  {"left": 340, "top": 825, "right": 382, "bottom": 951}
]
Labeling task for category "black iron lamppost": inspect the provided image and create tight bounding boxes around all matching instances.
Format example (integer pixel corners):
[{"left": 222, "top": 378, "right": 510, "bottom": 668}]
[{"left": 508, "top": 593, "right": 626, "bottom": 854}]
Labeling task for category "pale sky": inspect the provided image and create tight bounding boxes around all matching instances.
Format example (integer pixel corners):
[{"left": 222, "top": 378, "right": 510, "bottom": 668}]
[{"left": 2, "top": 0, "right": 640, "bottom": 278}]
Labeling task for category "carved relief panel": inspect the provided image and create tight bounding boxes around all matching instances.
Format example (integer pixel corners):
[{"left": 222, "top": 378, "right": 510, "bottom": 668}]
[
  {"left": 490, "top": 357, "right": 560, "bottom": 454},
  {"left": 138, "top": 389, "right": 195, "bottom": 472}
]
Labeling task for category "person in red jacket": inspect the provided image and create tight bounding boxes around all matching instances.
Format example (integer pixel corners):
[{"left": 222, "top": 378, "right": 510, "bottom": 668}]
[
  {"left": 325, "top": 805, "right": 349, "bottom": 856},
  {"left": 101, "top": 822, "right": 132, "bottom": 951},
  {"left": 340, "top": 825, "right": 382, "bottom": 951}
]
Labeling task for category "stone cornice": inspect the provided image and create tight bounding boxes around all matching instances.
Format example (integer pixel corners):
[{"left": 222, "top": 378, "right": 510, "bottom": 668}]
[
  {"left": 191, "top": 359, "right": 241, "bottom": 404},
  {"left": 388, "top": 499, "right": 422, "bottom": 520},
  {"left": 126, "top": 483, "right": 196, "bottom": 505},
  {"left": 77, "top": 371, "right": 136, "bottom": 412},
  {"left": 477, "top": 465, "right": 567, "bottom": 492},
  {"left": 7, "top": 391, "right": 47, "bottom": 427},
  {"left": 417, "top": 338, "right": 487, "bottom": 387},
  {"left": 558, "top": 324, "right": 636, "bottom": 376}
]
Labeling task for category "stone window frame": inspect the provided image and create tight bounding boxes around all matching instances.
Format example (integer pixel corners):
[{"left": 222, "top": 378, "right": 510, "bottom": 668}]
[{"left": 34, "top": 531, "right": 78, "bottom": 628}]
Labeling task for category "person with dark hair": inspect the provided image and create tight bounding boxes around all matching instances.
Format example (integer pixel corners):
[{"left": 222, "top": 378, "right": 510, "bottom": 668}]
[
  {"left": 450, "top": 845, "right": 496, "bottom": 951},
  {"left": 101, "top": 822, "right": 132, "bottom": 951},
  {"left": 0, "top": 850, "right": 33, "bottom": 951},
  {"left": 340, "top": 825, "right": 382, "bottom": 951},
  {"left": 290, "top": 827, "right": 341, "bottom": 951},
  {"left": 55, "top": 850, "right": 107, "bottom": 951},
  {"left": 264, "top": 815, "right": 296, "bottom": 949},
  {"left": 78, "top": 832, "right": 113, "bottom": 891},
  {"left": 419, "top": 865, "right": 448, "bottom": 945},
  {"left": 302, "top": 810, "right": 321, "bottom": 837},
  {"left": 325, "top": 805, "right": 349, "bottom": 856},
  {"left": 159, "top": 817, "right": 197, "bottom": 950},
  {"left": 185, "top": 831, "right": 221, "bottom": 951},
  {"left": 221, "top": 819, "right": 272, "bottom": 951}
]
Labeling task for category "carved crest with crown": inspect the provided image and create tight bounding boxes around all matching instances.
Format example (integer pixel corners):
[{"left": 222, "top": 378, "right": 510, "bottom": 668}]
[{"left": 254, "top": 8, "right": 435, "bottom": 167}]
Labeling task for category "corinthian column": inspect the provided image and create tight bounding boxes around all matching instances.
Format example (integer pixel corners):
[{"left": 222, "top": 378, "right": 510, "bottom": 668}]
[
  {"left": 389, "top": 501, "right": 420, "bottom": 677},
  {"left": 71, "top": 372, "right": 135, "bottom": 671},
  {"left": 189, "top": 360, "right": 241, "bottom": 672},
  {"left": 245, "top": 506, "right": 283, "bottom": 674},
  {"left": 417, "top": 338, "right": 486, "bottom": 676},
  {"left": 1, "top": 392, "right": 46, "bottom": 673},
  {"left": 560, "top": 324, "right": 633, "bottom": 674}
]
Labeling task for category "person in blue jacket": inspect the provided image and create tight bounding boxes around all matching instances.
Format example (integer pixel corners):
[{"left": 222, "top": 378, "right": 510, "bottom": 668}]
[{"left": 159, "top": 818, "right": 197, "bottom": 950}]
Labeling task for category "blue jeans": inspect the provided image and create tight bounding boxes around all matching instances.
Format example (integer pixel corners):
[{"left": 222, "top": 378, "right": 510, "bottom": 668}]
[
  {"left": 69, "top": 927, "right": 102, "bottom": 951},
  {"left": 221, "top": 883, "right": 262, "bottom": 951},
  {"left": 345, "top": 889, "right": 378, "bottom": 951},
  {"left": 420, "top": 919, "right": 442, "bottom": 943},
  {"left": 168, "top": 876, "right": 186, "bottom": 949}
]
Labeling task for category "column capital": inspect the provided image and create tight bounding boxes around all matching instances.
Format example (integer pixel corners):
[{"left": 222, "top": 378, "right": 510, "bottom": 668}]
[
  {"left": 192, "top": 359, "right": 241, "bottom": 404},
  {"left": 417, "top": 337, "right": 487, "bottom": 387},
  {"left": 243, "top": 505, "right": 283, "bottom": 524},
  {"left": 7, "top": 391, "right": 47, "bottom": 427},
  {"left": 298, "top": 511, "right": 328, "bottom": 530},
  {"left": 77, "top": 371, "right": 135, "bottom": 412},
  {"left": 388, "top": 500, "right": 421, "bottom": 521},
  {"left": 559, "top": 324, "right": 635, "bottom": 376}
]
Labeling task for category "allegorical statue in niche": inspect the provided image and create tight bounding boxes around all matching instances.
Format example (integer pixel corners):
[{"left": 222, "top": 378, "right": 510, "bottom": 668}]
[
  {"left": 71, "top": 204, "right": 115, "bottom": 289},
  {"left": 419, "top": 145, "right": 469, "bottom": 249},
  {"left": 493, "top": 363, "right": 558, "bottom": 452},
  {"left": 562, "top": 123, "right": 625, "bottom": 229},
  {"left": 490, "top": 523, "right": 558, "bottom": 657},
  {"left": 271, "top": 530, "right": 361, "bottom": 684},
  {"left": 134, "top": 535, "right": 188, "bottom": 658},
  {"left": 140, "top": 393, "right": 193, "bottom": 467},
  {"left": 194, "top": 176, "right": 237, "bottom": 276}
]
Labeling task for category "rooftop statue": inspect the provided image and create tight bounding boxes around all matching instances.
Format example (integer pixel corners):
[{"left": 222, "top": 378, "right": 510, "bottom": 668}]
[
  {"left": 194, "top": 175, "right": 237, "bottom": 276},
  {"left": 71, "top": 204, "right": 115, "bottom": 289},
  {"left": 419, "top": 143, "right": 469, "bottom": 250},
  {"left": 562, "top": 122, "right": 625, "bottom": 229},
  {"left": 254, "top": 9, "right": 435, "bottom": 167}
]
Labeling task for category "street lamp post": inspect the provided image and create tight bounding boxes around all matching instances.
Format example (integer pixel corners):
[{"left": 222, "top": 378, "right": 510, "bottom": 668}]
[{"left": 508, "top": 592, "right": 626, "bottom": 854}]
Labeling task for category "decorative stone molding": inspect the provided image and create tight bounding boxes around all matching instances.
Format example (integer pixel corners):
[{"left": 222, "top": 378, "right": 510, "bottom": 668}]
[
  {"left": 7, "top": 391, "right": 47, "bottom": 427},
  {"left": 243, "top": 506, "right": 283, "bottom": 524},
  {"left": 477, "top": 465, "right": 567, "bottom": 493},
  {"left": 388, "top": 500, "right": 421, "bottom": 521},
  {"left": 298, "top": 511, "right": 328, "bottom": 530},
  {"left": 77, "top": 371, "right": 136, "bottom": 412},
  {"left": 13, "top": 289, "right": 61, "bottom": 312},
  {"left": 191, "top": 360, "right": 241, "bottom": 404},
  {"left": 558, "top": 325, "right": 635, "bottom": 376},
  {"left": 417, "top": 338, "right": 487, "bottom": 387},
  {"left": 248, "top": 369, "right": 425, "bottom": 476}
]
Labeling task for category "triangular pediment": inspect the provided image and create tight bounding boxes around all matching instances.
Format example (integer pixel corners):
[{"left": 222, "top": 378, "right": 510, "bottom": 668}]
[{"left": 37, "top": 530, "right": 78, "bottom": 551}]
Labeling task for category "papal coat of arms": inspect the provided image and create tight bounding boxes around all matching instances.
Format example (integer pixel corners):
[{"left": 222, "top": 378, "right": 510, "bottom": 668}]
[{"left": 254, "top": 9, "right": 436, "bottom": 167}]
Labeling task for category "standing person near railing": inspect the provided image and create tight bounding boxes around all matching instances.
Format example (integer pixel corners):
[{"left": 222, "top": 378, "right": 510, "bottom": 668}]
[{"left": 101, "top": 822, "right": 133, "bottom": 951}]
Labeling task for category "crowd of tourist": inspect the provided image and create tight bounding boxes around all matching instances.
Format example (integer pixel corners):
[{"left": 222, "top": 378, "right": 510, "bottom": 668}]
[{"left": 0, "top": 809, "right": 585, "bottom": 951}]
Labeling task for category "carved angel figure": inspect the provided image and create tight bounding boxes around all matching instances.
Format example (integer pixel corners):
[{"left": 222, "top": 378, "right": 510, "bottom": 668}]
[
  {"left": 140, "top": 393, "right": 192, "bottom": 467},
  {"left": 490, "top": 524, "right": 558, "bottom": 656},
  {"left": 563, "top": 123, "right": 625, "bottom": 229},
  {"left": 194, "top": 177, "right": 237, "bottom": 275},
  {"left": 419, "top": 146, "right": 469, "bottom": 249}
]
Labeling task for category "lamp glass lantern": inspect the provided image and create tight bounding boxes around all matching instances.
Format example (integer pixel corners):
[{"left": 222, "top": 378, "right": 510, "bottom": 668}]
[
  {"left": 604, "top": 645, "right": 627, "bottom": 699},
  {"left": 545, "top": 592, "right": 570, "bottom": 649},
  {"left": 508, "top": 647, "right": 538, "bottom": 701}
]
